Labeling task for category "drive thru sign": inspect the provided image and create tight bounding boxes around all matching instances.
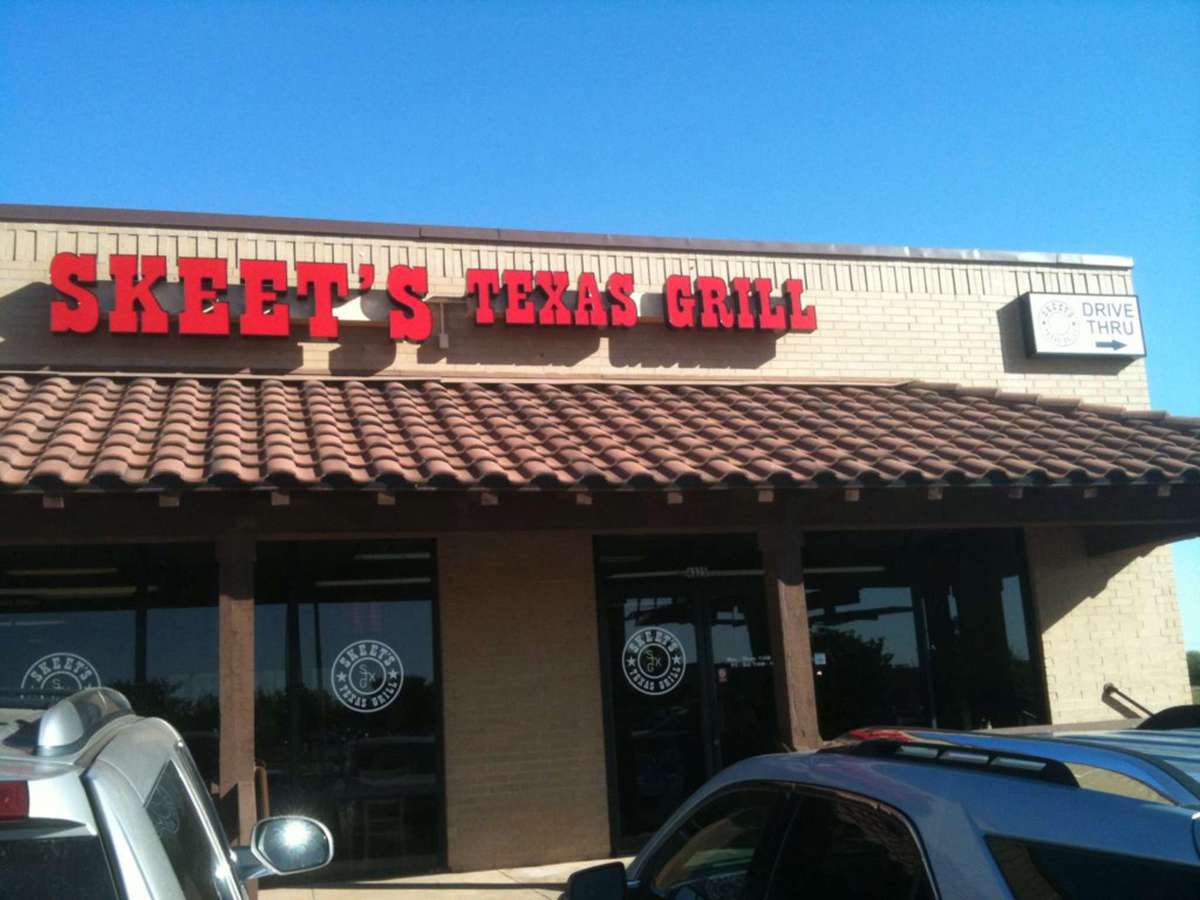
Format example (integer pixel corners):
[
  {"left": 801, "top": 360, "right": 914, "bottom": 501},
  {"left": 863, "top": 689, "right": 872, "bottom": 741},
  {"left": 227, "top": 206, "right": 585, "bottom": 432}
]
[{"left": 1021, "top": 292, "right": 1146, "bottom": 358}]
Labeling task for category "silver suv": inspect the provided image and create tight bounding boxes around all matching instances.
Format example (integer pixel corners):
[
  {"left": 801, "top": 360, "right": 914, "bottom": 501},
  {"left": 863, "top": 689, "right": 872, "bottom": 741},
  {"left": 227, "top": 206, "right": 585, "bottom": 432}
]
[{"left": 0, "top": 687, "right": 332, "bottom": 899}]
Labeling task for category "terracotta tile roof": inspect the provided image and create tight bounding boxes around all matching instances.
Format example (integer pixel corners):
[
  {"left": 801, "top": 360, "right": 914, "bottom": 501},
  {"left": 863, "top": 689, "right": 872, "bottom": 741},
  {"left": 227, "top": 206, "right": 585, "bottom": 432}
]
[{"left": 0, "top": 375, "right": 1196, "bottom": 492}]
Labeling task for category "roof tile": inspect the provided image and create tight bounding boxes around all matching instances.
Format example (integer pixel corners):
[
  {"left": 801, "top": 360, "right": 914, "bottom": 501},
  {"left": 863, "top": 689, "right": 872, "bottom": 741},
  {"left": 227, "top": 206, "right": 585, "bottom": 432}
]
[{"left": 0, "top": 376, "right": 1196, "bottom": 492}]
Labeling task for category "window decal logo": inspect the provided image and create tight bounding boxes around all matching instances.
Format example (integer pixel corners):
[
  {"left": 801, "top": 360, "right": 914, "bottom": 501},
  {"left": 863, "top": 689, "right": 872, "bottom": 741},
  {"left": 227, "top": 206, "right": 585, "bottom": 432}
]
[
  {"left": 331, "top": 640, "right": 404, "bottom": 713},
  {"left": 622, "top": 628, "right": 687, "bottom": 696},
  {"left": 21, "top": 652, "right": 101, "bottom": 693}
]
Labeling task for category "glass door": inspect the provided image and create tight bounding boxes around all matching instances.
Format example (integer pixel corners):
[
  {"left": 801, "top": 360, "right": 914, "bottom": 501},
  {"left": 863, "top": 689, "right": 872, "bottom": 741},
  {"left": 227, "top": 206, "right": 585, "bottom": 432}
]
[
  {"left": 596, "top": 535, "right": 776, "bottom": 849},
  {"left": 255, "top": 540, "right": 443, "bottom": 881},
  {"left": 604, "top": 589, "right": 706, "bottom": 841}
]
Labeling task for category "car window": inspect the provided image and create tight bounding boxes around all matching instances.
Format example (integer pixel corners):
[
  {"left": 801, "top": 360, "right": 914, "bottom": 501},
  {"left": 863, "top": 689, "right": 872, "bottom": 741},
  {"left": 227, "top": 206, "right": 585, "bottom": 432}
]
[
  {"left": 1061, "top": 763, "right": 1174, "bottom": 805},
  {"left": 648, "top": 786, "right": 790, "bottom": 900},
  {"left": 986, "top": 835, "right": 1200, "bottom": 899},
  {"left": 768, "top": 791, "right": 935, "bottom": 900},
  {"left": 0, "top": 835, "right": 119, "bottom": 900},
  {"left": 145, "top": 761, "right": 236, "bottom": 900}
]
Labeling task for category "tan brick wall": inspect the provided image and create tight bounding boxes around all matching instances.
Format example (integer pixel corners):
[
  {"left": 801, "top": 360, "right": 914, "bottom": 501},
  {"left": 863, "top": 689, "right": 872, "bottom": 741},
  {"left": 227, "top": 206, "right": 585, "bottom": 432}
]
[
  {"left": 1026, "top": 527, "right": 1190, "bottom": 724},
  {"left": 438, "top": 532, "right": 609, "bottom": 870},
  {"left": 0, "top": 219, "right": 1151, "bottom": 409}
]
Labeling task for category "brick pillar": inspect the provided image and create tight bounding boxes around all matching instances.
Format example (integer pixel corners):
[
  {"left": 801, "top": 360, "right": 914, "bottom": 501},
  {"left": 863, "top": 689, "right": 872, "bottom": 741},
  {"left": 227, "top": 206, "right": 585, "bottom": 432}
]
[
  {"left": 217, "top": 534, "right": 257, "bottom": 852},
  {"left": 438, "top": 531, "right": 610, "bottom": 870},
  {"left": 760, "top": 525, "right": 821, "bottom": 749}
]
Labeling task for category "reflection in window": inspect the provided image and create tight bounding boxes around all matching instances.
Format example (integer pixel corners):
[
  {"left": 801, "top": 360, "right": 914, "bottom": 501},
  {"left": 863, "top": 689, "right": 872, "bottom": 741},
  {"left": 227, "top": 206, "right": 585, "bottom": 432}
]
[
  {"left": 649, "top": 787, "right": 787, "bottom": 900},
  {"left": 0, "top": 544, "right": 219, "bottom": 783},
  {"left": 255, "top": 540, "right": 442, "bottom": 881},
  {"left": 771, "top": 792, "right": 935, "bottom": 900},
  {"left": 806, "top": 530, "right": 1045, "bottom": 737}
]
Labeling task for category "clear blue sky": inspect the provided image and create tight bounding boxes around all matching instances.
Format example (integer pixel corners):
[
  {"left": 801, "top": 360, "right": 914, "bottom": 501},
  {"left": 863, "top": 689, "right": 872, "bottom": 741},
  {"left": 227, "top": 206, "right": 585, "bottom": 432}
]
[{"left": 1, "top": 1, "right": 1197, "bottom": 642}]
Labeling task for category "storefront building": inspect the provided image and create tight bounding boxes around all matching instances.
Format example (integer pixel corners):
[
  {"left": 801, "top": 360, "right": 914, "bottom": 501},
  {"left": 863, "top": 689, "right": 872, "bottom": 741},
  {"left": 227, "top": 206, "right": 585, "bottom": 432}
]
[{"left": 0, "top": 204, "right": 1196, "bottom": 879}]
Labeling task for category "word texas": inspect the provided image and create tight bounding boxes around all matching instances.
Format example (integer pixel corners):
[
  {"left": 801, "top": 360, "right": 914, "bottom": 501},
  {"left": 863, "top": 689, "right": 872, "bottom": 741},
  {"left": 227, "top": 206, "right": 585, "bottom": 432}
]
[{"left": 48, "top": 253, "right": 817, "bottom": 342}]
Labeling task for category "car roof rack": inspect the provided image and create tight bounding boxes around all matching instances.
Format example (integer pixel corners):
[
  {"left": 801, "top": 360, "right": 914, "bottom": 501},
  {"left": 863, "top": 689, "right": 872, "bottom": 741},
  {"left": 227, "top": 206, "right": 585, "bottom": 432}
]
[
  {"left": 36, "top": 688, "right": 133, "bottom": 757},
  {"left": 834, "top": 737, "right": 1080, "bottom": 788}
]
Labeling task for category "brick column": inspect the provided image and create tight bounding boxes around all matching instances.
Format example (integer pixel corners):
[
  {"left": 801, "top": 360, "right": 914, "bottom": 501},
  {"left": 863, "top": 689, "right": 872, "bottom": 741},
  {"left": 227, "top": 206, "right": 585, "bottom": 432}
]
[
  {"left": 217, "top": 534, "right": 257, "bottom": 849},
  {"left": 760, "top": 525, "right": 821, "bottom": 749}
]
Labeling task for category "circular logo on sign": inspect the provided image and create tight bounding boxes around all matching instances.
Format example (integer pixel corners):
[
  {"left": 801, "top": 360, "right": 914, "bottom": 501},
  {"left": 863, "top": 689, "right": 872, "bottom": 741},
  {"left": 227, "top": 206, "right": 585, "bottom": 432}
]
[
  {"left": 622, "top": 628, "right": 687, "bottom": 696},
  {"left": 21, "top": 652, "right": 101, "bottom": 694},
  {"left": 331, "top": 640, "right": 404, "bottom": 713},
  {"left": 1038, "top": 299, "right": 1080, "bottom": 348}
]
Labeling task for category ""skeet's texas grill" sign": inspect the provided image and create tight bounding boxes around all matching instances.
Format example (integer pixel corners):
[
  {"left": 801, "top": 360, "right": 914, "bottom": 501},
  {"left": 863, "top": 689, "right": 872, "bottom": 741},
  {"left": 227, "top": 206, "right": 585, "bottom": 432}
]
[{"left": 46, "top": 253, "right": 817, "bottom": 343}]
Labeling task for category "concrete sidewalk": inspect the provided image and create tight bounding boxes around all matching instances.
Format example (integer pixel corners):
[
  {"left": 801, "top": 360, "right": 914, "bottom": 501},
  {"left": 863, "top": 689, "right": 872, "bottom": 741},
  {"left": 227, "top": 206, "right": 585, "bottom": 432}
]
[{"left": 261, "top": 858, "right": 630, "bottom": 900}]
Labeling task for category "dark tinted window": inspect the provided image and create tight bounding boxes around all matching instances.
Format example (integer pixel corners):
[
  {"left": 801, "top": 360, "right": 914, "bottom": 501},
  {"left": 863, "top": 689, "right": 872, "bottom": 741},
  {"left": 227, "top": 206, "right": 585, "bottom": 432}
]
[
  {"left": 145, "top": 763, "right": 232, "bottom": 900},
  {"left": 987, "top": 836, "right": 1200, "bottom": 899},
  {"left": 648, "top": 787, "right": 789, "bottom": 900},
  {"left": 0, "top": 544, "right": 219, "bottom": 785},
  {"left": 769, "top": 792, "right": 934, "bottom": 900},
  {"left": 255, "top": 540, "right": 443, "bottom": 880},
  {"left": 806, "top": 529, "right": 1044, "bottom": 736},
  {"left": 0, "top": 836, "right": 118, "bottom": 899}
]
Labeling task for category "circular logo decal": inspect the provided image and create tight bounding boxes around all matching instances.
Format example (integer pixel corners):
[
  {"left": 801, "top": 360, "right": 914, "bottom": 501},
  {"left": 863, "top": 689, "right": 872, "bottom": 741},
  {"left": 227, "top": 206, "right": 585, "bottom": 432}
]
[
  {"left": 21, "top": 652, "right": 101, "bottom": 694},
  {"left": 622, "top": 628, "right": 687, "bottom": 696},
  {"left": 331, "top": 640, "right": 404, "bottom": 713},
  {"left": 1038, "top": 299, "right": 1080, "bottom": 348}
]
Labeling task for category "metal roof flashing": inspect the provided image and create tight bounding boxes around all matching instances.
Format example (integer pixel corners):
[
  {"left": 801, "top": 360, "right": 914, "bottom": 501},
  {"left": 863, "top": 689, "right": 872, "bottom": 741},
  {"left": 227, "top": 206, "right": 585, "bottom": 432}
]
[{"left": 0, "top": 203, "right": 1134, "bottom": 270}]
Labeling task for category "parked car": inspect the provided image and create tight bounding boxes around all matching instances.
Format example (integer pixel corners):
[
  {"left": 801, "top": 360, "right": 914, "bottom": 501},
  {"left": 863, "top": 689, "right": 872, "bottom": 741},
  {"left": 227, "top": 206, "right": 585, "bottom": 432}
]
[
  {"left": 568, "top": 725, "right": 1200, "bottom": 899},
  {"left": 0, "top": 687, "right": 333, "bottom": 899}
]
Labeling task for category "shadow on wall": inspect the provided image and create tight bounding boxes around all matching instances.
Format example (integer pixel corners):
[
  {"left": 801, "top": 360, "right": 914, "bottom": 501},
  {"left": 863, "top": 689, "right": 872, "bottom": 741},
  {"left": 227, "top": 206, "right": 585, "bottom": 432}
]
[
  {"left": 995, "top": 298, "right": 1134, "bottom": 380},
  {"left": 1031, "top": 529, "right": 1144, "bottom": 635},
  {"left": 607, "top": 325, "right": 779, "bottom": 370},
  {"left": 414, "top": 321, "right": 602, "bottom": 369},
  {"left": 0, "top": 282, "right": 310, "bottom": 374},
  {"left": 410, "top": 310, "right": 782, "bottom": 373},
  {"left": 1030, "top": 527, "right": 1175, "bottom": 718},
  {"left": 328, "top": 329, "right": 407, "bottom": 374}
]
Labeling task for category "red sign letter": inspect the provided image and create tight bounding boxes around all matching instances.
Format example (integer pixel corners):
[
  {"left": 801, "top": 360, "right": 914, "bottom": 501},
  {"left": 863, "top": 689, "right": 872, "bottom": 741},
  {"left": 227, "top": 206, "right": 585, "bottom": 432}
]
[
  {"left": 109, "top": 255, "right": 168, "bottom": 334},
  {"left": 664, "top": 275, "right": 695, "bottom": 329},
  {"left": 387, "top": 265, "right": 432, "bottom": 343},
  {"left": 536, "top": 271, "right": 572, "bottom": 326},
  {"left": 606, "top": 273, "right": 637, "bottom": 328},
  {"left": 49, "top": 253, "right": 100, "bottom": 334},
  {"left": 178, "top": 258, "right": 230, "bottom": 335},
  {"left": 467, "top": 269, "right": 500, "bottom": 325},
  {"left": 730, "top": 278, "right": 757, "bottom": 330},
  {"left": 240, "top": 259, "right": 290, "bottom": 337},
  {"left": 574, "top": 273, "right": 607, "bottom": 326},
  {"left": 754, "top": 278, "right": 786, "bottom": 331},
  {"left": 696, "top": 277, "right": 733, "bottom": 330},
  {"left": 503, "top": 270, "right": 535, "bottom": 325},
  {"left": 784, "top": 278, "right": 816, "bottom": 332},
  {"left": 296, "top": 262, "right": 346, "bottom": 339}
]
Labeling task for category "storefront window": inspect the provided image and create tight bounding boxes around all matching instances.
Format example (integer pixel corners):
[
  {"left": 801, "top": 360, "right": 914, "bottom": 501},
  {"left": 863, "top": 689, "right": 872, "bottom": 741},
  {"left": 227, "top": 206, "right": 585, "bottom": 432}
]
[
  {"left": 0, "top": 544, "right": 219, "bottom": 783},
  {"left": 805, "top": 529, "right": 1045, "bottom": 737},
  {"left": 255, "top": 540, "right": 442, "bottom": 881}
]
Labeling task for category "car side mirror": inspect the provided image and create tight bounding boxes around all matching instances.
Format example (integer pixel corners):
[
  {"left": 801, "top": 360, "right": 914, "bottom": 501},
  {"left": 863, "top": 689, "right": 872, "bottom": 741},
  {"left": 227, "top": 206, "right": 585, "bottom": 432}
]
[
  {"left": 234, "top": 815, "right": 334, "bottom": 881},
  {"left": 566, "top": 861, "right": 627, "bottom": 900}
]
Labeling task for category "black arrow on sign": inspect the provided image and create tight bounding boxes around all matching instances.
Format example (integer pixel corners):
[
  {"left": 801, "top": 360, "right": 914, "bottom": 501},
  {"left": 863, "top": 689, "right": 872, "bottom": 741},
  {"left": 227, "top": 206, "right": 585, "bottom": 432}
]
[{"left": 1095, "top": 340, "right": 1127, "bottom": 350}]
